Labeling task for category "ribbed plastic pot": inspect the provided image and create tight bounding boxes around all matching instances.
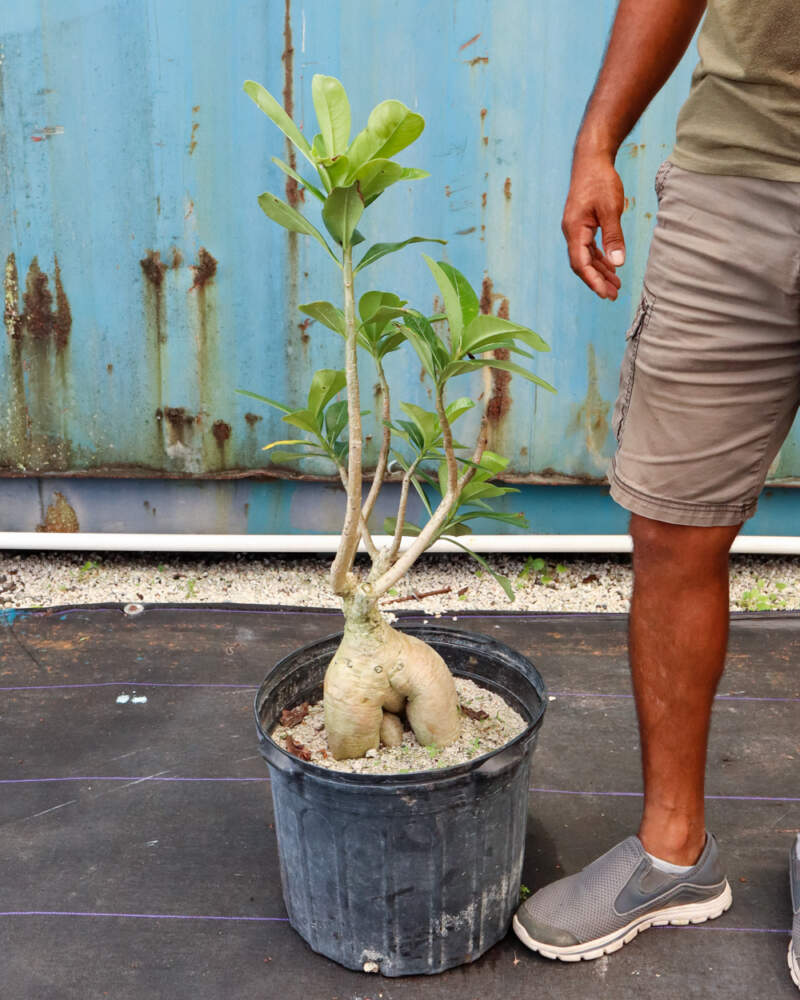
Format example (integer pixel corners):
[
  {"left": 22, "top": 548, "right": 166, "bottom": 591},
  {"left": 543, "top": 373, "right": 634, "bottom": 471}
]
[{"left": 254, "top": 623, "right": 547, "bottom": 977}]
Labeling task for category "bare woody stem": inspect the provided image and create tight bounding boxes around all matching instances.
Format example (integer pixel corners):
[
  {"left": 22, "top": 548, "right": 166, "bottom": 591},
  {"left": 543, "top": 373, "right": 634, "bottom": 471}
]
[
  {"left": 337, "top": 465, "right": 379, "bottom": 561},
  {"left": 330, "top": 245, "right": 363, "bottom": 596},
  {"left": 386, "top": 455, "right": 422, "bottom": 562},
  {"left": 361, "top": 361, "right": 390, "bottom": 527}
]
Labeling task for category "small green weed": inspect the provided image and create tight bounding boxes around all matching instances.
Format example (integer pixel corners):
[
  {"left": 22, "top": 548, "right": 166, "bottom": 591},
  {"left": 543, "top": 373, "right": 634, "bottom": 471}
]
[
  {"left": 78, "top": 559, "right": 100, "bottom": 575},
  {"left": 185, "top": 577, "right": 197, "bottom": 599},
  {"left": 519, "top": 884, "right": 532, "bottom": 902},
  {"left": 738, "top": 578, "right": 788, "bottom": 612}
]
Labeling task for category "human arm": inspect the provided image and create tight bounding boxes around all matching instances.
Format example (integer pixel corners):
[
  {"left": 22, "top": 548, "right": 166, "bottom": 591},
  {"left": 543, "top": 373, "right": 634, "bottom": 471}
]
[{"left": 563, "top": 0, "right": 707, "bottom": 299}]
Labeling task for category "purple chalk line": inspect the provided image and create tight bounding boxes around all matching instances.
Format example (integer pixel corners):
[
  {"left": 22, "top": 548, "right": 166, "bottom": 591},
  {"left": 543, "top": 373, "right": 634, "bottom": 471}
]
[
  {"left": 2, "top": 775, "right": 798, "bottom": 803},
  {"left": 0, "top": 910, "right": 788, "bottom": 935},
  {"left": 0, "top": 910, "right": 288, "bottom": 923},
  {"left": 2, "top": 680, "right": 796, "bottom": 704}
]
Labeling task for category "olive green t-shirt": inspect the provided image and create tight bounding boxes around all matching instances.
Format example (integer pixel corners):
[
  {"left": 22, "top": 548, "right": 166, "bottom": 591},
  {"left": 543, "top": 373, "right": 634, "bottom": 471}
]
[{"left": 671, "top": 0, "right": 800, "bottom": 180}]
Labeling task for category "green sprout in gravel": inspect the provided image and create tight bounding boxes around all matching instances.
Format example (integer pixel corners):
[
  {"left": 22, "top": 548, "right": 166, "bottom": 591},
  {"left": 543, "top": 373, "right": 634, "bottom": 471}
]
[
  {"left": 241, "top": 73, "right": 554, "bottom": 761},
  {"left": 738, "top": 578, "right": 788, "bottom": 612}
]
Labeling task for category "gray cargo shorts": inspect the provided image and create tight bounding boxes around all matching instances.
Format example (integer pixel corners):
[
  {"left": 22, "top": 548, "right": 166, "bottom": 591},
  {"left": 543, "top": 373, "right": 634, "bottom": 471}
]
[{"left": 609, "top": 160, "right": 800, "bottom": 527}]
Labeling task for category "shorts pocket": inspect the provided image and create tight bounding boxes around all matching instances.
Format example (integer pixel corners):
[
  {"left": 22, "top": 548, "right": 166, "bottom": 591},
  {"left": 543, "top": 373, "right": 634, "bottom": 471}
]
[
  {"left": 612, "top": 290, "right": 654, "bottom": 441},
  {"left": 654, "top": 159, "right": 673, "bottom": 202}
]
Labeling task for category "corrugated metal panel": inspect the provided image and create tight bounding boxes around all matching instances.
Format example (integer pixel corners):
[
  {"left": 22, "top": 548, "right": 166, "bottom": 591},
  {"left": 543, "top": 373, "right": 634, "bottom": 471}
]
[{"left": 2, "top": 1, "right": 796, "bottom": 533}]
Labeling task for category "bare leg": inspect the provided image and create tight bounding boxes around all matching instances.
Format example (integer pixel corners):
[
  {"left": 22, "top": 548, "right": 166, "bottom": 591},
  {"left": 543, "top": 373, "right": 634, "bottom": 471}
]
[{"left": 629, "top": 513, "right": 742, "bottom": 865}]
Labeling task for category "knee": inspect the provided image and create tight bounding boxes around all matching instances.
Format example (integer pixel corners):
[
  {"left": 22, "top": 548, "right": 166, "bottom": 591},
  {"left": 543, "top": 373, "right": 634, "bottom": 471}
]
[{"left": 630, "top": 514, "right": 739, "bottom": 574}]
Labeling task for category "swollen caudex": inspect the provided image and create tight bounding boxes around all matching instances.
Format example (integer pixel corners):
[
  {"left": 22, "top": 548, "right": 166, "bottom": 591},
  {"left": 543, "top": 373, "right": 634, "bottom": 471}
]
[{"left": 323, "top": 617, "right": 461, "bottom": 760}]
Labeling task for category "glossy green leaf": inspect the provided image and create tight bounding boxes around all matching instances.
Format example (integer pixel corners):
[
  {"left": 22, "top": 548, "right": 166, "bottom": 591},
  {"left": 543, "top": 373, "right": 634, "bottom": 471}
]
[
  {"left": 438, "top": 262, "right": 480, "bottom": 330},
  {"left": 359, "top": 290, "right": 405, "bottom": 324},
  {"left": 442, "top": 357, "right": 556, "bottom": 392},
  {"left": 400, "top": 311, "right": 449, "bottom": 379},
  {"left": 271, "top": 157, "right": 326, "bottom": 202},
  {"left": 235, "top": 388, "right": 291, "bottom": 413},
  {"left": 445, "top": 397, "right": 475, "bottom": 424},
  {"left": 400, "top": 167, "right": 430, "bottom": 182},
  {"left": 257, "top": 192, "right": 340, "bottom": 264},
  {"left": 355, "top": 236, "right": 446, "bottom": 273},
  {"left": 263, "top": 439, "right": 312, "bottom": 451},
  {"left": 346, "top": 100, "right": 425, "bottom": 177},
  {"left": 354, "top": 158, "right": 405, "bottom": 204},
  {"left": 298, "top": 301, "right": 346, "bottom": 336},
  {"left": 422, "top": 255, "right": 465, "bottom": 354},
  {"left": 244, "top": 81, "right": 314, "bottom": 165},
  {"left": 383, "top": 516, "right": 422, "bottom": 537},
  {"left": 322, "top": 186, "right": 365, "bottom": 248},
  {"left": 398, "top": 402, "right": 440, "bottom": 451},
  {"left": 325, "top": 155, "right": 352, "bottom": 189},
  {"left": 461, "top": 315, "right": 550, "bottom": 356},
  {"left": 307, "top": 369, "right": 347, "bottom": 416},
  {"left": 281, "top": 410, "right": 320, "bottom": 435},
  {"left": 324, "top": 399, "right": 349, "bottom": 443},
  {"left": 311, "top": 75, "right": 351, "bottom": 157}
]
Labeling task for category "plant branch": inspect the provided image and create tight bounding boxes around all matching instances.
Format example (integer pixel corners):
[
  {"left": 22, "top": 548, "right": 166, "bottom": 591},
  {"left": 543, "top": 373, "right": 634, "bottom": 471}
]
[
  {"left": 337, "top": 464, "right": 379, "bottom": 561},
  {"left": 457, "top": 411, "right": 489, "bottom": 492},
  {"left": 360, "top": 360, "right": 391, "bottom": 527},
  {"left": 370, "top": 383, "right": 459, "bottom": 598},
  {"left": 386, "top": 455, "right": 422, "bottom": 562},
  {"left": 330, "top": 245, "right": 363, "bottom": 595}
]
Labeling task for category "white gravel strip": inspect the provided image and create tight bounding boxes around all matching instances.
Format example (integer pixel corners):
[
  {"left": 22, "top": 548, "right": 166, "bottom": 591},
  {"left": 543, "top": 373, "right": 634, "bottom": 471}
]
[{"left": 1, "top": 550, "right": 800, "bottom": 614}]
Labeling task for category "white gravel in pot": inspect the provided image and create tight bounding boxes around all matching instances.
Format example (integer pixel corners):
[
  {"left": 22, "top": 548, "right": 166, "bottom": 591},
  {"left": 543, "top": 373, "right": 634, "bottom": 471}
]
[{"left": 1, "top": 549, "right": 799, "bottom": 615}]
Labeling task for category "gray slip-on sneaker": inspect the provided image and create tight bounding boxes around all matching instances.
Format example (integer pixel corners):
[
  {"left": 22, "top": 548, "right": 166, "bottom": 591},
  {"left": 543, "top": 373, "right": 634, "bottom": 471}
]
[
  {"left": 789, "top": 840, "right": 800, "bottom": 989},
  {"left": 513, "top": 833, "right": 731, "bottom": 962}
]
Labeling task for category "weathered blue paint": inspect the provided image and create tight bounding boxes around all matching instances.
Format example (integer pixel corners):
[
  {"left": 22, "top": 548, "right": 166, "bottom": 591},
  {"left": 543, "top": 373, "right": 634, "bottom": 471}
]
[{"left": 1, "top": 2, "right": 798, "bottom": 535}]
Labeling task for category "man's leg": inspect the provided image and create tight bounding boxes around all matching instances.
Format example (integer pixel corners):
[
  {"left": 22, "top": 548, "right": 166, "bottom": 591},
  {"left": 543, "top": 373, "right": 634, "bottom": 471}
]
[{"left": 629, "top": 514, "right": 741, "bottom": 866}]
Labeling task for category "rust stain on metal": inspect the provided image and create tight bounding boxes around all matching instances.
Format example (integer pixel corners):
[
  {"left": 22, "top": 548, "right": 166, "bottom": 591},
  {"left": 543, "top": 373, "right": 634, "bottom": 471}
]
[
  {"left": 479, "top": 281, "right": 513, "bottom": 427},
  {"left": 504, "top": 177, "right": 512, "bottom": 200},
  {"left": 282, "top": 0, "right": 300, "bottom": 208},
  {"left": 171, "top": 247, "right": 183, "bottom": 269},
  {"left": 467, "top": 56, "right": 489, "bottom": 67},
  {"left": 140, "top": 250, "right": 167, "bottom": 288},
  {"left": 445, "top": 185, "right": 452, "bottom": 197},
  {"left": 160, "top": 407, "right": 195, "bottom": 447},
  {"left": 14, "top": 256, "right": 73, "bottom": 349},
  {"left": 190, "top": 247, "right": 218, "bottom": 290},
  {"left": 189, "top": 120, "right": 199, "bottom": 156},
  {"left": 36, "top": 491, "right": 79, "bottom": 532},
  {"left": 107, "top": 363, "right": 113, "bottom": 374},
  {"left": 481, "top": 191, "right": 487, "bottom": 209},
  {"left": 212, "top": 420, "right": 232, "bottom": 450},
  {"left": 567, "top": 343, "right": 610, "bottom": 463},
  {"left": 459, "top": 32, "right": 481, "bottom": 50},
  {"left": 244, "top": 412, "right": 262, "bottom": 427},
  {"left": 455, "top": 226, "right": 476, "bottom": 236},
  {"left": 299, "top": 317, "right": 312, "bottom": 345}
]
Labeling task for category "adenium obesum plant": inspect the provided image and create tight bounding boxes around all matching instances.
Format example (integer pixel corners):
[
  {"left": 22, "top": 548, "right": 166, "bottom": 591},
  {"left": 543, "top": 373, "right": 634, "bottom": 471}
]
[{"left": 242, "top": 75, "right": 554, "bottom": 760}]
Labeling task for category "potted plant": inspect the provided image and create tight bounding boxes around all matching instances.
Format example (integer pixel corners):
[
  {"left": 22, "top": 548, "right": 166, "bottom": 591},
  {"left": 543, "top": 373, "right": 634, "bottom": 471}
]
[{"left": 243, "top": 74, "right": 553, "bottom": 976}]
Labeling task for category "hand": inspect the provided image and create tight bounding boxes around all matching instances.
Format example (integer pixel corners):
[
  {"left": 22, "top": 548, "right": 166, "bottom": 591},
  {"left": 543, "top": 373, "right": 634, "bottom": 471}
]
[{"left": 562, "top": 153, "right": 625, "bottom": 300}]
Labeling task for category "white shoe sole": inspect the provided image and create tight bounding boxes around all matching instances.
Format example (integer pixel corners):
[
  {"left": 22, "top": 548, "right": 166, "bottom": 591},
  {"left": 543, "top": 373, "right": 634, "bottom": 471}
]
[
  {"left": 512, "top": 881, "right": 732, "bottom": 962},
  {"left": 789, "top": 941, "right": 800, "bottom": 990}
]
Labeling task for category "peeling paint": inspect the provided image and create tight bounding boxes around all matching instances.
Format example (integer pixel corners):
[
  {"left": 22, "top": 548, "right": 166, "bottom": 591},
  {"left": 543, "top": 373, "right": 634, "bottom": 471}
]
[
  {"left": 212, "top": 419, "right": 232, "bottom": 450},
  {"left": 190, "top": 247, "right": 217, "bottom": 290},
  {"left": 37, "top": 491, "right": 79, "bottom": 532}
]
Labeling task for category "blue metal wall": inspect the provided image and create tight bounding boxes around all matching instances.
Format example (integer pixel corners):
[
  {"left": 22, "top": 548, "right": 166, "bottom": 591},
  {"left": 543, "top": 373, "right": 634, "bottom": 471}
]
[{"left": 1, "top": 1, "right": 796, "bottom": 534}]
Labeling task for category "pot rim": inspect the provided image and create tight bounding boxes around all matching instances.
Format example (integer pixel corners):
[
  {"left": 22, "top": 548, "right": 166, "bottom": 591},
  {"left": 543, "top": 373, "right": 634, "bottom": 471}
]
[{"left": 253, "top": 623, "right": 547, "bottom": 787}]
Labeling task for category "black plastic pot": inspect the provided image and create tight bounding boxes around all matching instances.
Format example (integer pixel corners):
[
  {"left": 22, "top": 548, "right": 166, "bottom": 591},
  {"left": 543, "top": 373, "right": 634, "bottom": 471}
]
[{"left": 254, "top": 623, "right": 547, "bottom": 977}]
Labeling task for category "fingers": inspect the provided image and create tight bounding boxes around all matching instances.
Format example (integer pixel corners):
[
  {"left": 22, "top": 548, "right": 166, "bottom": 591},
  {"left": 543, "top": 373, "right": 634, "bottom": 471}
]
[{"left": 563, "top": 219, "right": 621, "bottom": 300}]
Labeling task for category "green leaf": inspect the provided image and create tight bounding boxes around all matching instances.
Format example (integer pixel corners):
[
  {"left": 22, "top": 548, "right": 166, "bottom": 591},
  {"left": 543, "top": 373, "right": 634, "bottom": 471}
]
[
  {"left": 399, "top": 167, "right": 430, "bottom": 182},
  {"left": 311, "top": 75, "right": 351, "bottom": 157},
  {"left": 422, "top": 255, "right": 465, "bottom": 355},
  {"left": 354, "top": 158, "right": 405, "bottom": 204},
  {"left": 298, "top": 301, "right": 346, "bottom": 336},
  {"left": 401, "top": 311, "right": 449, "bottom": 379},
  {"left": 257, "top": 192, "right": 340, "bottom": 264},
  {"left": 454, "top": 510, "right": 530, "bottom": 530},
  {"left": 345, "top": 100, "right": 425, "bottom": 177},
  {"left": 377, "top": 330, "right": 407, "bottom": 359},
  {"left": 437, "top": 262, "right": 480, "bottom": 333},
  {"left": 442, "top": 357, "right": 557, "bottom": 393},
  {"left": 263, "top": 439, "right": 313, "bottom": 451},
  {"left": 359, "top": 290, "right": 406, "bottom": 324},
  {"left": 355, "top": 236, "right": 446, "bottom": 273},
  {"left": 441, "top": 537, "right": 516, "bottom": 602},
  {"left": 398, "top": 402, "right": 439, "bottom": 451},
  {"left": 244, "top": 81, "right": 314, "bottom": 164},
  {"left": 311, "top": 133, "right": 328, "bottom": 159},
  {"left": 271, "top": 157, "right": 326, "bottom": 202},
  {"left": 445, "top": 397, "right": 475, "bottom": 424},
  {"left": 325, "top": 155, "right": 352, "bottom": 189},
  {"left": 281, "top": 409, "right": 320, "bottom": 435},
  {"left": 307, "top": 369, "right": 347, "bottom": 416},
  {"left": 235, "top": 388, "right": 291, "bottom": 413},
  {"left": 382, "top": 516, "right": 421, "bottom": 537},
  {"left": 324, "top": 399, "right": 349, "bottom": 443},
  {"left": 461, "top": 315, "right": 550, "bottom": 356},
  {"left": 322, "top": 186, "right": 365, "bottom": 248}
]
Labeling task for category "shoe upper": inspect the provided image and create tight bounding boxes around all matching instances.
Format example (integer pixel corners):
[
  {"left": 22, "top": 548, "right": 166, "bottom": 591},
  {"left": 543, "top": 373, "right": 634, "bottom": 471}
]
[{"left": 515, "top": 833, "right": 726, "bottom": 947}]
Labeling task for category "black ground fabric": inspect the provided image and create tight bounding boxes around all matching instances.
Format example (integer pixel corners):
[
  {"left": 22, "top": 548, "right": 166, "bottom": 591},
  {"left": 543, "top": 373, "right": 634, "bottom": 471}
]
[{"left": 1, "top": 604, "right": 798, "bottom": 999}]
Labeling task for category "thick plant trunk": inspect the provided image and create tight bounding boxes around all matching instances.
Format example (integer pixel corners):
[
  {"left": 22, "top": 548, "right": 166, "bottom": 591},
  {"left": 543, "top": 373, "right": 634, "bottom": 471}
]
[{"left": 324, "top": 605, "right": 461, "bottom": 760}]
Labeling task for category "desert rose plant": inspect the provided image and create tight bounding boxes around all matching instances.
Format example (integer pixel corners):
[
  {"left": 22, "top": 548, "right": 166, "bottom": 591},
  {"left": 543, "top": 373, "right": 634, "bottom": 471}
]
[{"left": 241, "top": 75, "right": 554, "bottom": 760}]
